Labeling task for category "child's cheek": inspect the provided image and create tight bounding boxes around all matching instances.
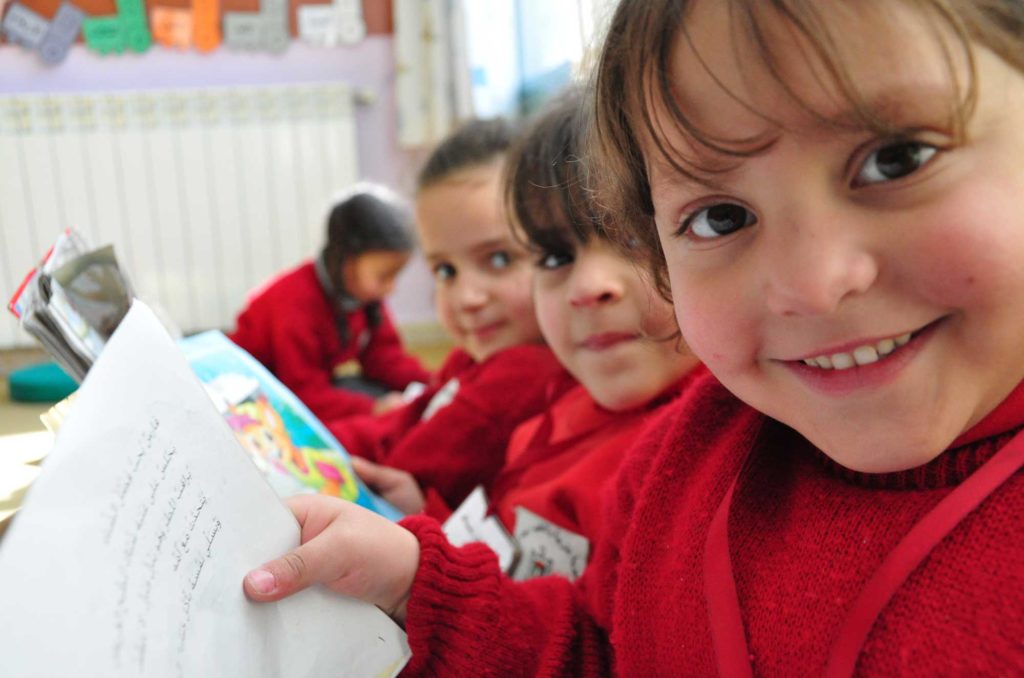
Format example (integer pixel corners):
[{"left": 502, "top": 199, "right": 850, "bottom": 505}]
[{"left": 674, "top": 299, "right": 737, "bottom": 373}]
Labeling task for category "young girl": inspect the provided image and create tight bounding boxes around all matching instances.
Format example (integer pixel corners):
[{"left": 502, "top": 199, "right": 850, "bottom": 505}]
[
  {"left": 229, "top": 184, "right": 430, "bottom": 422},
  {"left": 248, "top": 1, "right": 1024, "bottom": 674},
  {"left": 350, "top": 90, "right": 701, "bottom": 582},
  {"left": 329, "top": 119, "right": 572, "bottom": 511}
]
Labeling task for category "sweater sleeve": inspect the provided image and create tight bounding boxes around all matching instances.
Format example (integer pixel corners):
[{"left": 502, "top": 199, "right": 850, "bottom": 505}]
[
  {"left": 399, "top": 516, "right": 613, "bottom": 677},
  {"left": 394, "top": 394, "right": 693, "bottom": 676},
  {"left": 385, "top": 346, "right": 571, "bottom": 510},
  {"left": 329, "top": 350, "right": 475, "bottom": 461},
  {"left": 358, "top": 304, "right": 431, "bottom": 390}
]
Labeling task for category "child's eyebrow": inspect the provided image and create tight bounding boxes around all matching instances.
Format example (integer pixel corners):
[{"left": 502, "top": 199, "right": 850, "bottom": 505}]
[
  {"left": 468, "top": 238, "right": 513, "bottom": 255},
  {"left": 424, "top": 238, "right": 512, "bottom": 262},
  {"left": 804, "top": 84, "right": 958, "bottom": 132}
]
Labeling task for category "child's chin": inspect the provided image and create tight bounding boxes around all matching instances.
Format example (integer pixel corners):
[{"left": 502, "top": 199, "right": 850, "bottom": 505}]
[{"left": 815, "top": 430, "right": 949, "bottom": 474}]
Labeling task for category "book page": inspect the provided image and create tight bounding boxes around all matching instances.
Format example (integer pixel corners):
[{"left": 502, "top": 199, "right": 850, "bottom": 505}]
[{"left": 0, "top": 301, "right": 409, "bottom": 678}]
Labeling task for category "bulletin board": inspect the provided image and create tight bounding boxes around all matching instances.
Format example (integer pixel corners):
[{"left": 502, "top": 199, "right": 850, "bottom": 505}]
[{"left": 0, "top": 0, "right": 392, "bottom": 61}]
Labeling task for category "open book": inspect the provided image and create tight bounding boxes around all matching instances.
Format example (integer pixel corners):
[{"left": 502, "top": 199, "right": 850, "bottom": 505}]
[
  {"left": 0, "top": 301, "right": 410, "bottom": 677},
  {"left": 181, "top": 330, "right": 401, "bottom": 519}
]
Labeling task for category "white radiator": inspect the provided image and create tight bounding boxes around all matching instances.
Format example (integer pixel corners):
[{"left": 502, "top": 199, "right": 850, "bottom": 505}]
[{"left": 0, "top": 82, "right": 360, "bottom": 349}]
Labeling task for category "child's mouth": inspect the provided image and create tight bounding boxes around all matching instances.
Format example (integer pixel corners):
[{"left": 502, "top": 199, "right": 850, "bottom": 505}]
[
  {"left": 799, "top": 332, "right": 912, "bottom": 370},
  {"left": 785, "top": 317, "right": 946, "bottom": 394}
]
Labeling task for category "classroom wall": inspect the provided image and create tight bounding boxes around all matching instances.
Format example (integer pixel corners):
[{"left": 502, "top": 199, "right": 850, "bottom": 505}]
[{"left": 0, "top": 36, "right": 438, "bottom": 337}]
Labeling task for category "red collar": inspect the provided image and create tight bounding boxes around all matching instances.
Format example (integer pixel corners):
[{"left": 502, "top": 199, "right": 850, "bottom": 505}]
[{"left": 951, "top": 379, "right": 1024, "bottom": 448}]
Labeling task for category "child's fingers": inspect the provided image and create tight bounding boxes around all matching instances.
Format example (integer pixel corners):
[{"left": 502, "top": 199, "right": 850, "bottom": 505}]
[{"left": 243, "top": 541, "right": 330, "bottom": 602}]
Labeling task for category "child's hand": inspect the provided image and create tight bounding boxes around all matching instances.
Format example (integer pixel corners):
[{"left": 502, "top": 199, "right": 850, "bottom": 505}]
[
  {"left": 352, "top": 456, "right": 426, "bottom": 514},
  {"left": 373, "top": 392, "right": 405, "bottom": 414},
  {"left": 243, "top": 495, "right": 419, "bottom": 624}
]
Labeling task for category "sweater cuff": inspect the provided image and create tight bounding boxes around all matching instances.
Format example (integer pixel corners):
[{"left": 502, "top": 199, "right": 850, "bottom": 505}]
[
  {"left": 399, "top": 515, "right": 505, "bottom": 674},
  {"left": 420, "top": 487, "right": 453, "bottom": 523}
]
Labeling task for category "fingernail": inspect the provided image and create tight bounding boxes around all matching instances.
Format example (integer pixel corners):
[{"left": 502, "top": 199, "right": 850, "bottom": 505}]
[{"left": 248, "top": 569, "right": 277, "bottom": 595}]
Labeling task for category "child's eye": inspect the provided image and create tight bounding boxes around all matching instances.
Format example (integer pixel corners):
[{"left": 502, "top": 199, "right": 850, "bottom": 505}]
[
  {"left": 536, "top": 251, "right": 574, "bottom": 270},
  {"left": 854, "top": 140, "right": 938, "bottom": 186},
  {"left": 679, "top": 203, "right": 757, "bottom": 240},
  {"left": 488, "top": 251, "right": 512, "bottom": 269},
  {"left": 432, "top": 263, "right": 456, "bottom": 281}
]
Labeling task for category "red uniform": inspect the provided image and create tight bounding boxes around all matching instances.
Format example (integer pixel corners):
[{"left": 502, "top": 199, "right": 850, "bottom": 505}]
[
  {"left": 331, "top": 344, "right": 573, "bottom": 510},
  {"left": 229, "top": 261, "right": 429, "bottom": 421},
  {"left": 422, "top": 373, "right": 699, "bottom": 542},
  {"left": 399, "top": 371, "right": 1024, "bottom": 676}
]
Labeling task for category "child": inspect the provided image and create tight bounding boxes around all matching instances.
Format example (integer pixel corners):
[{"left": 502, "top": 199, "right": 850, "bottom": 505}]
[
  {"left": 229, "top": 184, "right": 430, "bottom": 422},
  {"left": 250, "top": 1, "right": 1024, "bottom": 674},
  {"left": 350, "top": 90, "right": 701, "bottom": 584},
  {"left": 329, "top": 118, "right": 572, "bottom": 511}
]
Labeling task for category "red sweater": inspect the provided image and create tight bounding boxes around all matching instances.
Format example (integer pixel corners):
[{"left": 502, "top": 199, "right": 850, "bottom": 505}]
[
  {"left": 228, "top": 261, "right": 429, "bottom": 421},
  {"left": 399, "top": 371, "right": 1024, "bottom": 676},
  {"left": 430, "top": 375, "right": 698, "bottom": 545},
  {"left": 330, "top": 345, "right": 573, "bottom": 510}
]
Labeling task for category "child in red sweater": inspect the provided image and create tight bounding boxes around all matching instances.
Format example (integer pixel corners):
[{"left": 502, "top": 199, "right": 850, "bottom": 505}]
[
  {"left": 229, "top": 184, "right": 430, "bottom": 421},
  {"left": 245, "top": 2, "right": 1024, "bottom": 675},
  {"left": 330, "top": 119, "right": 571, "bottom": 511},
  {"left": 351, "top": 90, "right": 700, "bottom": 580}
]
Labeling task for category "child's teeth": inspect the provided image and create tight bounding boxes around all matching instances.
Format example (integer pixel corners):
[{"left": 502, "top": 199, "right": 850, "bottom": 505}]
[
  {"left": 830, "top": 352, "right": 854, "bottom": 369},
  {"left": 852, "top": 345, "right": 879, "bottom": 366},
  {"left": 803, "top": 332, "right": 915, "bottom": 370}
]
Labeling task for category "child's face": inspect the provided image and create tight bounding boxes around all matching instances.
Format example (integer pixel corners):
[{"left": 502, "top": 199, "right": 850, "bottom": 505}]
[
  {"left": 534, "top": 237, "right": 693, "bottom": 411},
  {"left": 644, "top": 2, "right": 1024, "bottom": 471},
  {"left": 416, "top": 163, "right": 542, "bottom": 362},
  {"left": 341, "top": 250, "right": 410, "bottom": 303}
]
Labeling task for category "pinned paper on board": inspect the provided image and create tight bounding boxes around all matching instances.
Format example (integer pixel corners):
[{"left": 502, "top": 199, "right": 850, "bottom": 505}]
[
  {"left": 82, "top": 0, "right": 152, "bottom": 55},
  {"left": 298, "top": 0, "right": 365, "bottom": 47}
]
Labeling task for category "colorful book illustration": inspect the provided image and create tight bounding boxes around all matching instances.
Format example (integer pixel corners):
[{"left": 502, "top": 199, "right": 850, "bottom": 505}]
[{"left": 180, "top": 330, "right": 402, "bottom": 520}]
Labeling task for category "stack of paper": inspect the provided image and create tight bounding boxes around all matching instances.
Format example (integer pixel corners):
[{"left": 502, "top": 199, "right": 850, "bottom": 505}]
[
  {"left": 0, "top": 302, "right": 410, "bottom": 677},
  {"left": 7, "top": 229, "right": 134, "bottom": 381}
]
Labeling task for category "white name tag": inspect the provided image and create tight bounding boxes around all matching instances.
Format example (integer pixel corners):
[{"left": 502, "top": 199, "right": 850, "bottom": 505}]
[
  {"left": 441, "top": 486, "right": 517, "bottom": 572},
  {"left": 421, "top": 377, "right": 459, "bottom": 421},
  {"left": 510, "top": 507, "right": 590, "bottom": 582}
]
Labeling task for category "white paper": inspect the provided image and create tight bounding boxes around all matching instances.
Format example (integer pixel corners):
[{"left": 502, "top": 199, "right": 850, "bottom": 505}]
[
  {"left": 442, "top": 486, "right": 518, "bottom": 572},
  {"left": 0, "top": 301, "right": 410, "bottom": 678}
]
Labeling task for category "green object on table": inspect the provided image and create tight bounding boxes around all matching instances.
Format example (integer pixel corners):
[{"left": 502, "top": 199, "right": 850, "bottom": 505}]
[{"left": 7, "top": 362, "right": 78, "bottom": 403}]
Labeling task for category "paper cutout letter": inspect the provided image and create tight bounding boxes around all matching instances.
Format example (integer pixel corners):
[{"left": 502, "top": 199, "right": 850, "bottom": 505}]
[
  {"left": 82, "top": 0, "right": 152, "bottom": 54},
  {"left": 1, "top": 2, "right": 49, "bottom": 49},
  {"left": 191, "top": 0, "right": 221, "bottom": 53},
  {"left": 150, "top": 6, "right": 193, "bottom": 50},
  {"left": 223, "top": 0, "right": 288, "bottom": 53},
  {"left": 38, "top": 1, "right": 85, "bottom": 64}
]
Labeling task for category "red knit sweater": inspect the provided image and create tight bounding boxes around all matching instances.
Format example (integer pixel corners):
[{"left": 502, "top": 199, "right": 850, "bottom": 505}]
[
  {"left": 330, "top": 345, "right": 572, "bottom": 510},
  {"left": 399, "top": 371, "right": 1024, "bottom": 676},
  {"left": 228, "top": 261, "right": 429, "bottom": 421}
]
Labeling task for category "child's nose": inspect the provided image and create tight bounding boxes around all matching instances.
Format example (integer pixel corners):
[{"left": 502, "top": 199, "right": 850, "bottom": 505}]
[
  {"left": 568, "top": 257, "right": 624, "bottom": 308},
  {"left": 762, "top": 214, "right": 879, "bottom": 316},
  {"left": 453, "top": 275, "right": 489, "bottom": 310}
]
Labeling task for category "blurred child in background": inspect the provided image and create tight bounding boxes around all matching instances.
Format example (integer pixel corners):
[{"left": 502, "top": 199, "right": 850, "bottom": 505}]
[
  {"left": 230, "top": 184, "right": 430, "bottom": 421},
  {"left": 330, "top": 119, "right": 572, "bottom": 512}
]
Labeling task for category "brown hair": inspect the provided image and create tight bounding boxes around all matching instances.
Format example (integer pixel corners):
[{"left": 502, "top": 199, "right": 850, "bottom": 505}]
[
  {"left": 591, "top": 0, "right": 1024, "bottom": 299},
  {"left": 504, "top": 86, "right": 609, "bottom": 259},
  {"left": 417, "top": 118, "right": 518, "bottom": 192}
]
